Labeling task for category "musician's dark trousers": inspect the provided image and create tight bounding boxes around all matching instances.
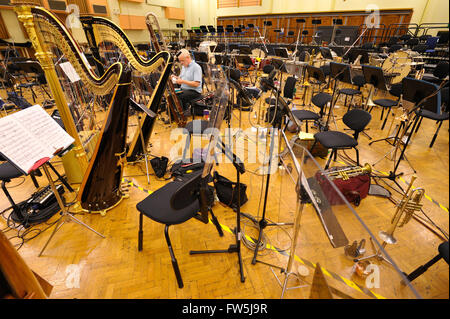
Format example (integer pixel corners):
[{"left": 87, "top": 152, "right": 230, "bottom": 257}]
[{"left": 177, "top": 89, "right": 201, "bottom": 111}]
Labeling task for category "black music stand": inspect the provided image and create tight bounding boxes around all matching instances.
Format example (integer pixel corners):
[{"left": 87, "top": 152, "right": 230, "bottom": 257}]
[
  {"left": 189, "top": 76, "right": 246, "bottom": 283},
  {"left": 12, "top": 61, "right": 51, "bottom": 102},
  {"left": 274, "top": 47, "right": 289, "bottom": 58},
  {"left": 311, "top": 19, "right": 322, "bottom": 45},
  {"left": 319, "top": 47, "right": 333, "bottom": 60},
  {"left": 129, "top": 99, "right": 157, "bottom": 184},
  {"left": 193, "top": 51, "right": 209, "bottom": 63},
  {"left": 236, "top": 54, "right": 255, "bottom": 82},
  {"left": 238, "top": 45, "right": 252, "bottom": 55},
  {"left": 364, "top": 65, "right": 401, "bottom": 145},
  {"left": 375, "top": 78, "right": 442, "bottom": 193},
  {"left": 303, "top": 65, "right": 327, "bottom": 106},
  {"left": 272, "top": 58, "right": 287, "bottom": 73},
  {"left": 326, "top": 62, "right": 352, "bottom": 130},
  {"left": 346, "top": 48, "right": 370, "bottom": 65}
]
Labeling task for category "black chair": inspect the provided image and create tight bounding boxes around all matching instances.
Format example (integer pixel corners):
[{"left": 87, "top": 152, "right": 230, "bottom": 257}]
[
  {"left": 371, "top": 82, "right": 402, "bottom": 130},
  {"left": 403, "top": 241, "right": 449, "bottom": 284},
  {"left": 413, "top": 86, "right": 449, "bottom": 148},
  {"left": 337, "top": 74, "right": 366, "bottom": 111},
  {"left": 388, "top": 44, "right": 403, "bottom": 53},
  {"left": 136, "top": 170, "right": 221, "bottom": 288},
  {"left": 292, "top": 92, "right": 331, "bottom": 133},
  {"left": 421, "top": 61, "right": 449, "bottom": 85},
  {"left": 412, "top": 44, "right": 428, "bottom": 54},
  {"left": 310, "top": 109, "right": 372, "bottom": 169},
  {"left": 0, "top": 158, "right": 40, "bottom": 226},
  {"left": 265, "top": 75, "right": 296, "bottom": 106}
]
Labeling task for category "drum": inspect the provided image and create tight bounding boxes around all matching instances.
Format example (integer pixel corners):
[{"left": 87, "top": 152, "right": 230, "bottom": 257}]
[
  {"left": 251, "top": 48, "right": 267, "bottom": 59},
  {"left": 382, "top": 51, "right": 412, "bottom": 84}
]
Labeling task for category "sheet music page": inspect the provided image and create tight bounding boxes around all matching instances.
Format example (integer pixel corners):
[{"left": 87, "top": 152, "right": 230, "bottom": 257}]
[
  {"left": 59, "top": 61, "right": 81, "bottom": 83},
  {"left": 0, "top": 105, "right": 75, "bottom": 173},
  {"left": 12, "top": 105, "right": 75, "bottom": 153},
  {"left": 0, "top": 115, "right": 49, "bottom": 174}
]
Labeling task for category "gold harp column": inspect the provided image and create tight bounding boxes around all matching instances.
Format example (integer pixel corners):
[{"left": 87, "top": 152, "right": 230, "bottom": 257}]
[{"left": 13, "top": 2, "right": 88, "bottom": 184}]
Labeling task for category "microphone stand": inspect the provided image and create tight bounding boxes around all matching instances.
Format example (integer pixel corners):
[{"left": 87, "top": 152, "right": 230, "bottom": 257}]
[{"left": 251, "top": 72, "right": 295, "bottom": 266}]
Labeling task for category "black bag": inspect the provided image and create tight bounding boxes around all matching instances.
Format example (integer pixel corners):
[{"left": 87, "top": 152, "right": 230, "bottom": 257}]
[
  {"left": 213, "top": 171, "right": 248, "bottom": 208},
  {"left": 170, "top": 159, "right": 205, "bottom": 180},
  {"left": 150, "top": 156, "right": 168, "bottom": 178}
]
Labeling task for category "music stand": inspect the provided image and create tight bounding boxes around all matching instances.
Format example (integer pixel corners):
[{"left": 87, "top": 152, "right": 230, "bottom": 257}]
[
  {"left": 250, "top": 75, "right": 299, "bottom": 265},
  {"left": 330, "top": 19, "right": 343, "bottom": 46},
  {"left": 363, "top": 66, "right": 412, "bottom": 171},
  {"left": 325, "top": 62, "right": 352, "bottom": 129},
  {"left": 274, "top": 47, "right": 289, "bottom": 58},
  {"left": 311, "top": 19, "right": 322, "bottom": 45},
  {"left": 300, "top": 65, "right": 327, "bottom": 107},
  {"left": 319, "top": 47, "right": 333, "bottom": 60},
  {"left": 238, "top": 45, "right": 252, "bottom": 55},
  {"left": 376, "top": 78, "right": 441, "bottom": 193},
  {"left": 270, "top": 57, "right": 284, "bottom": 70},
  {"left": 189, "top": 67, "right": 246, "bottom": 283},
  {"left": 193, "top": 51, "right": 209, "bottom": 63},
  {"left": 129, "top": 99, "right": 157, "bottom": 184},
  {"left": 346, "top": 48, "right": 370, "bottom": 65},
  {"left": 12, "top": 61, "right": 51, "bottom": 102}
]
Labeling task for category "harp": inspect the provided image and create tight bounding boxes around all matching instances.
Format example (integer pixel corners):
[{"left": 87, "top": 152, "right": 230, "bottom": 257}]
[
  {"left": 13, "top": 3, "right": 171, "bottom": 213},
  {"left": 79, "top": 15, "right": 181, "bottom": 162}
]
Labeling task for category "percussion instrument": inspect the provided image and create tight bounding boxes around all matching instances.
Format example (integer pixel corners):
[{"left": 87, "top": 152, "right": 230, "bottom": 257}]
[{"left": 382, "top": 51, "right": 412, "bottom": 84}]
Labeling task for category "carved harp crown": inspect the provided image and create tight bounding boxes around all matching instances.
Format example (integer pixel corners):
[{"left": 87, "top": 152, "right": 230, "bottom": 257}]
[{"left": 79, "top": 15, "right": 175, "bottom": 161}]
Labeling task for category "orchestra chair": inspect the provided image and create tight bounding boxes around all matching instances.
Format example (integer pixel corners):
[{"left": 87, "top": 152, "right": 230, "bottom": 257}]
[
  {"left": 266, "top": 75, "right": 296, "bottom": 106},
  {"left": 413, "top": 86, "right": 449, "bottom": 148},
  {"left": 421, "top": 61, "right": 449, "bottom": 86},
  {"left": 136, "top": 171, "right": 221, "bottom": 288},
  {"left": 310, "top": 109, "right": 371, "bottom": 169},
  {"left": 388, "top": 44, "right": 402, "bottom": 53},
  {"left": 402, "top": 241, "right": 449, "bottom": 284},
  {"left": 412, "top": 44, "right": 428, "bottom": 54},
  {"left": 292, "top": 92, "right": 332, "bottom": 133},
  {"left": 363, "top": 65, "right": 402, "bottom": 130},
  {"left": 336, "top": 74, "right": 366, "bottom": 111},
  {"left": 0, "top": 98, "right": 17, "bottom": 116},
  {"left": 0, "top": 157, "right": 40, "bottom": 222}
]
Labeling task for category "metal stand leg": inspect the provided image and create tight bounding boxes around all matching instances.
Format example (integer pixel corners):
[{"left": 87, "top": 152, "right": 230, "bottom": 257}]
[{"left": 39, "top": 163, "right": 105, "bottom": 257}]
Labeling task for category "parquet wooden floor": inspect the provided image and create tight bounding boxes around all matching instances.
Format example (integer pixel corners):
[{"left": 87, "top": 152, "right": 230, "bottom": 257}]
[{"left": 1, "top": 80, "right": 448, "bottom": 299}]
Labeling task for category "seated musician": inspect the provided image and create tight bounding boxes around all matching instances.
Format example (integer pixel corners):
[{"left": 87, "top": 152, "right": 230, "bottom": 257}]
[{"left": 172, "top": 49, "right": 203, "bottom": 114}]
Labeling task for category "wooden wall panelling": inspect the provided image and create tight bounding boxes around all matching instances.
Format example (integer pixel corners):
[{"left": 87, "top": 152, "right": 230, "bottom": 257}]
[{"left": 0, "top": 11, "right": 10, "bottom": 39}]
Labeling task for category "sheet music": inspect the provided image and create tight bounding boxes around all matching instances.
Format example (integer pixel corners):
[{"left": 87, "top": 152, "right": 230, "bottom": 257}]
[
  {"left": 0, "top": 105, "right": 74, "bottom": 174},
  {"left": 59, "top": 61, "right": 81, "bottom": 83}
]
